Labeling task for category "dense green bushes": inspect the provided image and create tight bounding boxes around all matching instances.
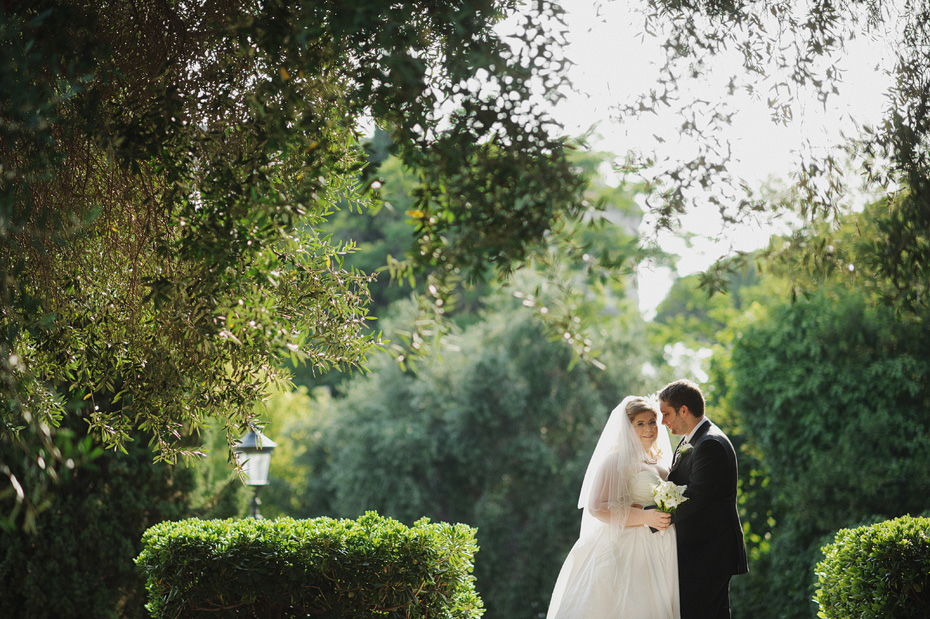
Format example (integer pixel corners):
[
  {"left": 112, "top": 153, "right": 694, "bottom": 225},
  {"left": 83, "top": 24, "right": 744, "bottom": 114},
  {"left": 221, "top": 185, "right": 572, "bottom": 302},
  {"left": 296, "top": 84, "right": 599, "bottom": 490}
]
[
  {"left": 135, "top": 513, "right": 482, "bottom": 618},
  {"left": 815, "top": 515, "right": 930, "bottom": 618},
  {"left": 726, "top": 287, "right": 930, "bottom": 617}
]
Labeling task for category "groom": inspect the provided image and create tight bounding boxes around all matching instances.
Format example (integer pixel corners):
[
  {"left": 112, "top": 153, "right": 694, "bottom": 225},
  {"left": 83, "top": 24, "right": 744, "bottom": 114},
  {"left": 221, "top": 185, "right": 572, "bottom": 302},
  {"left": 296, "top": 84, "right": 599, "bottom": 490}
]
[{"left": 660, "top": 379, "right": 748, "bottom": 619}]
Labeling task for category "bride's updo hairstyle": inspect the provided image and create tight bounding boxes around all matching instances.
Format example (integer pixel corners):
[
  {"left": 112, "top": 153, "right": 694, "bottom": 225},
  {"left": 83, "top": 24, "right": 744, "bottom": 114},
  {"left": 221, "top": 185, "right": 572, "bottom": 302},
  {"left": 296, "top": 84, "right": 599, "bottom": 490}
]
[{"left": 624, "top": 396, "right": 659, "bottom": 422}]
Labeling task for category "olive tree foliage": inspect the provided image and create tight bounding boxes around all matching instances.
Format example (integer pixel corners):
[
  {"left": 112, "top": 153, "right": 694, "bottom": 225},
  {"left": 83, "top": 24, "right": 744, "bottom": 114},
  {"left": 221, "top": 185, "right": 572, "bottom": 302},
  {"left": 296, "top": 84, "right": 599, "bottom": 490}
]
[
  {"left": 291, "top": 143, "right": 654, "bottom": 392},
  {"left": 614, "top": 0, "right": 930, "bottom": 310},
  {"left": 0, "top": 0, "right": 600, "bottom": 529}
]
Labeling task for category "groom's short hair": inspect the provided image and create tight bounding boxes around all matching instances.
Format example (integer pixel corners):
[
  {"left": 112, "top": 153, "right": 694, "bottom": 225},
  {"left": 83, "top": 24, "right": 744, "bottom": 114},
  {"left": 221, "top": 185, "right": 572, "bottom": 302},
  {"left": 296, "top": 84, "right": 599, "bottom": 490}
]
[{"left": 659, "top": 379, "right": 705, "bottom": 418}]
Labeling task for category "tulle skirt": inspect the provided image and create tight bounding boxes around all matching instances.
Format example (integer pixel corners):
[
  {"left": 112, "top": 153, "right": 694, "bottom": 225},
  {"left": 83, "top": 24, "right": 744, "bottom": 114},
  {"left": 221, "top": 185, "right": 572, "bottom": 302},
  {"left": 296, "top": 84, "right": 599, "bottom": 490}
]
[{"left": 547, "top": 524, "right": 680, "bottom": 619}]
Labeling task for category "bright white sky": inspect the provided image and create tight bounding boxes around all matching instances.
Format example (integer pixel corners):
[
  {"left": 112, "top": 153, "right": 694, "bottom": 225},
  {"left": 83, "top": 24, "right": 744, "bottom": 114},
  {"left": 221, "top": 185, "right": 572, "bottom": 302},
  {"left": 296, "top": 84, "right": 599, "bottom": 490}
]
[{"left": 543, "top": 0, "right": 894, "bottom": 316}]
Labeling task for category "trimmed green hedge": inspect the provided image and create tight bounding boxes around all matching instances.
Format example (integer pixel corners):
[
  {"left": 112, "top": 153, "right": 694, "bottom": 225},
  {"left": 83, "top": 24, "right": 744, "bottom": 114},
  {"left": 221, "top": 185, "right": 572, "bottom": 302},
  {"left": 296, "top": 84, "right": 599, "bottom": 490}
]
[
  {"left": 135, "top": 512, "right": 483, "bottom": 618},
  {"left": 815, "top": 515, "right": 930, "bottom": 618}
]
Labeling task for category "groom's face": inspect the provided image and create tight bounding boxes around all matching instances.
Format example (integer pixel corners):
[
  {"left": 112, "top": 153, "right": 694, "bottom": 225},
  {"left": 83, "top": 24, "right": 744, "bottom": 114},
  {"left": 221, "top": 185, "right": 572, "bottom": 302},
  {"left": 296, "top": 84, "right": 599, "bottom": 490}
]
[{"left": 660, "top": 401, "right": 685, "bottom": 436}]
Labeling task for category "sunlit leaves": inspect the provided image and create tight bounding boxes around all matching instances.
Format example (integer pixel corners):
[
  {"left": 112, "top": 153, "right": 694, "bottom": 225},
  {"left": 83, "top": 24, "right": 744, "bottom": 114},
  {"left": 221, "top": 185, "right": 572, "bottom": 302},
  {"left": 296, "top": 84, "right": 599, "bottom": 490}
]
[{"left": 615, "top": 0, "right": 930, "bottom": 313}]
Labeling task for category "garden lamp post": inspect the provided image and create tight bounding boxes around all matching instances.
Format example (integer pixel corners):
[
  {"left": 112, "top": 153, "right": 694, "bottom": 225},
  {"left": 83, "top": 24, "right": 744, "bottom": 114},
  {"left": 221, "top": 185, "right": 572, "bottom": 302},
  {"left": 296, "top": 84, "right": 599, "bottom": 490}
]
[{"left": 234, "top": 425, "right": 277, "bottom": 519}]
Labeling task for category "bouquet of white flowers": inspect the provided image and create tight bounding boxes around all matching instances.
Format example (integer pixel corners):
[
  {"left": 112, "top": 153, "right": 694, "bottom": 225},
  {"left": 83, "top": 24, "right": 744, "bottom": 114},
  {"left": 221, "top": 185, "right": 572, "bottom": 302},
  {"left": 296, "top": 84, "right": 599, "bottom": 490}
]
[
  {"left": 647, "top": 480, "right": 689, "bottom": 534},
  {"left": 651, "top": 480, "right": 688, "bottom": 514}
]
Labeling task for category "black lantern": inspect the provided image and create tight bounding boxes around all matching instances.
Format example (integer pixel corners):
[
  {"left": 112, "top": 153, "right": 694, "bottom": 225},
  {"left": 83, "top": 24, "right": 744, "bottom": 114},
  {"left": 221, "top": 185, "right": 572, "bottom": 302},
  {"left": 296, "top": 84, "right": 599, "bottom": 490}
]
[{"left": 234, "top": 425, "right": 277, "bottom": 518}]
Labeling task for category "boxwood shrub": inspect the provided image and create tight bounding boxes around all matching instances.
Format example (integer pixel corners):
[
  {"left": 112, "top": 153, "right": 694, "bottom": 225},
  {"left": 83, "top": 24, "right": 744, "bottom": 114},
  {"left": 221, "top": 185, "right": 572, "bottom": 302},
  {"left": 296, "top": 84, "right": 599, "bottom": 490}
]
[
  {"left": 135, "top": 512, "right": 482, "bottom": 618},
  {"left": 814, "top": 515, "right": 930, "bottom": 618}
]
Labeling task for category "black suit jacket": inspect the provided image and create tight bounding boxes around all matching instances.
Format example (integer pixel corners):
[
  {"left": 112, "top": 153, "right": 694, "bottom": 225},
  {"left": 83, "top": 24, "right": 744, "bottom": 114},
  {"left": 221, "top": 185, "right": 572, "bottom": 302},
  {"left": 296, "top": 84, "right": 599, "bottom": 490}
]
[{"left": 668, "top": 419, "right": 748, "bottom": 578}]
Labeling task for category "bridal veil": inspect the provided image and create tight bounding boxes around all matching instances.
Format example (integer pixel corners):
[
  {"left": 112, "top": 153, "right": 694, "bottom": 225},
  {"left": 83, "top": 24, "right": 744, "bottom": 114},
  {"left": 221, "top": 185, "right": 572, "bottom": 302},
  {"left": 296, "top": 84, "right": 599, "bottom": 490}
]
[{"left": 576, "top": 395, "right": 673, "bottom": 540}]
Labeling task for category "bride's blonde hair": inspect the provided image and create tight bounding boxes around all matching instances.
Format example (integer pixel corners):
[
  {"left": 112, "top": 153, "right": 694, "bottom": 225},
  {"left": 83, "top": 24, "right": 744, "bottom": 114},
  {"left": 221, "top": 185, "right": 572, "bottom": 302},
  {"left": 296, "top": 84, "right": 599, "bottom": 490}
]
[{"left": 624, "top": 396, "right": 658, "bottom": 420}]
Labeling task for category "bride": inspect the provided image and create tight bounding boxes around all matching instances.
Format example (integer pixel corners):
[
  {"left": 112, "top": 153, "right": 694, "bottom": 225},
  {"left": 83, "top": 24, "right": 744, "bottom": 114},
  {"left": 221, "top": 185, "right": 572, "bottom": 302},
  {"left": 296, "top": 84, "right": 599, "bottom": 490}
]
[{"left": 546, "top": 396, "right": 680, "bottom": 619}]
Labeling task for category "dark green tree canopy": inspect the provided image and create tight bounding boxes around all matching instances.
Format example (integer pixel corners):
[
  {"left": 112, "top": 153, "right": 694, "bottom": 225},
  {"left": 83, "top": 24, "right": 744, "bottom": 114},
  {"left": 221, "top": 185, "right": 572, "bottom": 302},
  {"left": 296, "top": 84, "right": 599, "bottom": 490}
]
[{"left": 726, "top": 282, "right": 930, "bottom": 617}]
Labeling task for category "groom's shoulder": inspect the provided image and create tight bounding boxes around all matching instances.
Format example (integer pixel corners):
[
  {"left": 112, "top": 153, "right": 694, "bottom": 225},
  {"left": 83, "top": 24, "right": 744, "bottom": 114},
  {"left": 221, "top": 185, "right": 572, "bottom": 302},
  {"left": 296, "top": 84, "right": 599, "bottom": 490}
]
[
  {"left": 694, "top": 421, "right": 732, "bottom": 445},
  {"left": 703, "top": 422, "right": 738, "bottom": 451}
]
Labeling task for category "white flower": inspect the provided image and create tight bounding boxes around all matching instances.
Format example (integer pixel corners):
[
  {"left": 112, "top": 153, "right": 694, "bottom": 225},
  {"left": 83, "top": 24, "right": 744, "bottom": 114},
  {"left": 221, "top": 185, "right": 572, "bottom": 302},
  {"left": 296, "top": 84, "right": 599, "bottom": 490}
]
[
  {"left": 645, "top": 392, "right": 662, "bottom": 415},
  {"left": 651, "top": 480, "right": 689, "bottom": 514},
  {"left": 679, "top": 442, "right": 694, "bottom": 456}
]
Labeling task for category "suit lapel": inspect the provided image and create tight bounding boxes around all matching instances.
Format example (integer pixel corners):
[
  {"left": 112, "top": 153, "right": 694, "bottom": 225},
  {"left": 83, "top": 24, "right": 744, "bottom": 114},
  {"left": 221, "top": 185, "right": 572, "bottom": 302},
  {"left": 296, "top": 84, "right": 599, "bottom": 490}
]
[
  {"left": 671, "top": 419, "right": 711, "bottom": 471},
  {"left": 671, "top": 437, "right": 686, "bottom": 467}
]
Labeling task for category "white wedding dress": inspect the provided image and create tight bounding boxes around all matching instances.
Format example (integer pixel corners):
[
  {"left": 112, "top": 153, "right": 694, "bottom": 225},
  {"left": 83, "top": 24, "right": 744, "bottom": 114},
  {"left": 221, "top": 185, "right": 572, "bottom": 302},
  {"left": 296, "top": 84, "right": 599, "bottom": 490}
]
[{"left": 546, "top": 464, "right": 681, "bottom": 619}]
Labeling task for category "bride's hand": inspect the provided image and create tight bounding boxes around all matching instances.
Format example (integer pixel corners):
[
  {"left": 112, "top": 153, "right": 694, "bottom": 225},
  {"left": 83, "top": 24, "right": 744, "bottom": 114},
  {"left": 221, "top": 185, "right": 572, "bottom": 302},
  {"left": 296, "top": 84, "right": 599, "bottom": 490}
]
[{"left": 646, "top": 510, "right": 671, "bottom": 531}]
